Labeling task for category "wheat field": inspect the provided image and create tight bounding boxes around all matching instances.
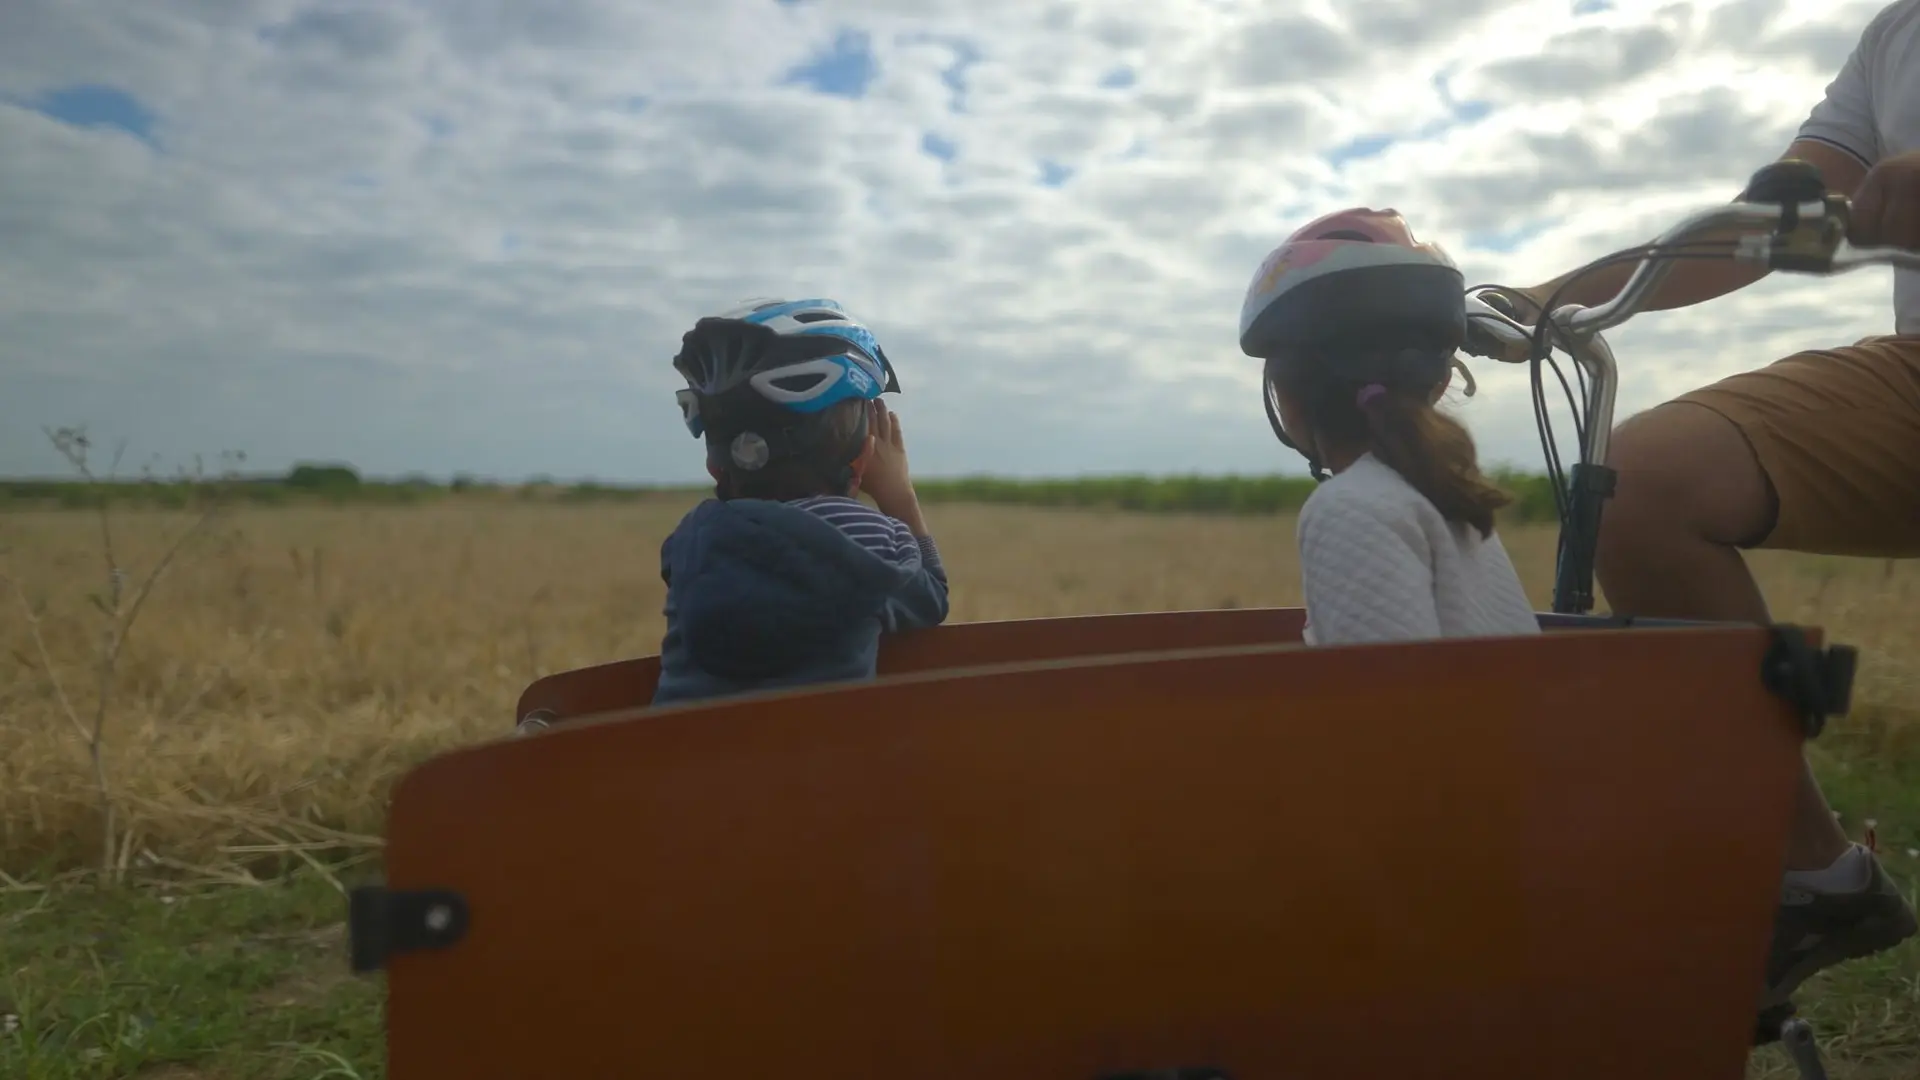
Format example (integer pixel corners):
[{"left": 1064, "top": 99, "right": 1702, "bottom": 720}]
[{"left": 2, "top": 496, "right": 1918, "bottom": 879}]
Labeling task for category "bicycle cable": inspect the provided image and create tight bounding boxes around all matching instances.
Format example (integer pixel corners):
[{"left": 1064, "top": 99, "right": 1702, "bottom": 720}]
[{"left": 1511, "top": 240, "right": 1745, "bottom": 535}]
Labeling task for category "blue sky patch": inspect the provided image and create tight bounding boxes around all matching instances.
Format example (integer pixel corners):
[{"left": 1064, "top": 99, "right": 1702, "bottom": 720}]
[
  {"left": 1326, "top": 94, "right": 1497, "bottom": 170},
  {"left": 895, "top": 32, "right": 981, "bottom": 111},
  {"left": 1451, "top": 99, "right": 1492, "bottom": 124},
  {"left": 783, "top": 29, "right": 877, "bottom": 98},
  {"left": 1038, "top": 160, "right": 1073, "bottom": 187},
  {"left": 1326, "top": 133, "right": 1396, "bottom": 166},
  {"left": 26, "top": 84, "right": 158, "bottom": 146},
  {"left": 1466, "top": 219, "right": 1553, "bottom": 253},
  {"left": 1099, "top": 67, "right": 1136, "bottom": 90},
  {"left": 1431, "top": 70, "right": 1494, "bottom": 125},
  {"left": 921, "top": 133, "right": 957, "bottom": 161},
  {"left": 1318, "top": 70, "right": 1498, "bottom": 165},
  {"left": 943, "top": 42, "right": 982, "bottom": 111},
  {"left": 1573, "top": 0, "right": 1614, "bottom": 12}
]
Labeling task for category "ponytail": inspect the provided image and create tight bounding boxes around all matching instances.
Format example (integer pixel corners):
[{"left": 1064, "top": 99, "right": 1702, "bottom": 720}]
[
  {"left": 1267, "top": 348, "right": 1511, "bottom": 537},
  {"left": 1362, "top": 389, "right": 1510, "bottom": 538}
]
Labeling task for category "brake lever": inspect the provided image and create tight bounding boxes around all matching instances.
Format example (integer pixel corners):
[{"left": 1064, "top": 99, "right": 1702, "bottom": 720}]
[
  {"left": 1463, "top": 295, "right": 1535, "bottom": 365},
  {"left": 1474, "top": 290, "right": 1517, "bottom": 318},
  {"left": 1763, "top": 194, "right": 1852, "bottom": 273},
  {"left": 1825, "top": 239, "right": 1920, "bottom": 273},
  {"left": 1744, "top": 201, "right": 1920, "bottom": 275}
]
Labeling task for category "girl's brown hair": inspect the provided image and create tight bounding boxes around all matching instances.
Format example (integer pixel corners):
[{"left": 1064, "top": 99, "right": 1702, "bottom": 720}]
[{"left": 1267, "top": 347, "right": 1511, "bottom": 537}]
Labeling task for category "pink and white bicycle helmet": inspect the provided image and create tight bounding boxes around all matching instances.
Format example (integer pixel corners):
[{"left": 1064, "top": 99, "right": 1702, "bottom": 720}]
[{"left": 1237, "top": 207, "right": 1466, "bottom": 358}]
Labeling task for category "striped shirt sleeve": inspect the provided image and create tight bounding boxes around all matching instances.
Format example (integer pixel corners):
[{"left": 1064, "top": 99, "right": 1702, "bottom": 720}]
[
  {"left": 790, "top": 495, "right": 950, "bottom": 630},
  {"left": 790, "top": 496, "right": 942, "bottom": 576}
]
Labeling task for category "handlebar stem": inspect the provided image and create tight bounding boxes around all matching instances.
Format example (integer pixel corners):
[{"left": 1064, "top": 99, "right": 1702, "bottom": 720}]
[
  {"left": 1572, "top": 332, "right": 1618, "bottom": 468},
  {"left": 1457, "top": 177, "right": 1920, "bottom": 615},
  {"left": 1561, "top": 203, "right": 1790, "bottom": 337}
]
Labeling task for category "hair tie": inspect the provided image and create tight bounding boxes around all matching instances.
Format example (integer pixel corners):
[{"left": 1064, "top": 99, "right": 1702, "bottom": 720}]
[{"left": 1356, "top": 383, "right": 1387, "bottom": 410}]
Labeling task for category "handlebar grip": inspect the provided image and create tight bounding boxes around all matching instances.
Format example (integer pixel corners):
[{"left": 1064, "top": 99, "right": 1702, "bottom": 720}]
[
  {"left": 1462, "top": 294, "right": 1536, "bottom": 364},
  {"left": 1735, "top": 160, "right": 1854, "bottom": 273},
  {"left": 1740, "top": 159, "right": 1829, "bottom": 206}
]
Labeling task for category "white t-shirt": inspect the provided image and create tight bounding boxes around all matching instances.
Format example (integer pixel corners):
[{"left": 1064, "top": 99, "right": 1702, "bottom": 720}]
[
  {"left": 1296, "top": 454, "right": 1541, "bottom": 646},
  {"left": 1797, "top": 0, "right": 1920, "bottom": 334}
]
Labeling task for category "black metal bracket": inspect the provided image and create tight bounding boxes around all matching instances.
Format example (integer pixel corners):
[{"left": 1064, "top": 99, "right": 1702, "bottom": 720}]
[
  {"left": 1550, "top": 462, "right": 1617, "bottom": 616},
  {"left": 1781, "top": 1015, "right": 1831, "bottom": 1080},
  {"left": 347, "top": 884, "right": 470, "bottom": 974},
  {"left": 1762, "top": 625, "right": 1856, "bottom": 739},
  {"left": 515, "top": 707, "right": 556, "bottom": 736}
]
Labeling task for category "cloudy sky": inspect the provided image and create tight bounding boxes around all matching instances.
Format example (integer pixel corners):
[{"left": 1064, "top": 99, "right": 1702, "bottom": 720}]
[{"left": 0, "top": 0, "right": 1902, "bottom": 483}]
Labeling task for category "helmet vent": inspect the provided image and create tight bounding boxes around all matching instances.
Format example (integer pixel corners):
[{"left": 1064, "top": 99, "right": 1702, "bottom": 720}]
[
  {"left": 1316, "top": 229, "right": 1376, "bottom": 242},
  {"left": 790, "top": 311, "right": 841, "bottom": 323},
  {"left": 767, "top": 372, "right": 829, "bottom": 392}
]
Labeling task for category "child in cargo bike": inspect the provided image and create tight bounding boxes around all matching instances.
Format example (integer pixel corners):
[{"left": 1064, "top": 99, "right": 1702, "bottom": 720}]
[
  {"left": 1236, "top": 208, "right": 1541, "bottom": 645},
  {"left": 652, "top": 298, "right": 950, "bottom": 707}
]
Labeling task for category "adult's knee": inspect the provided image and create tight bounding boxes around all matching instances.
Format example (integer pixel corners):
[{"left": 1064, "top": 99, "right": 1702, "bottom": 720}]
[{"left": 1598, "top": 402, "right": 1776, "bottom": 556}]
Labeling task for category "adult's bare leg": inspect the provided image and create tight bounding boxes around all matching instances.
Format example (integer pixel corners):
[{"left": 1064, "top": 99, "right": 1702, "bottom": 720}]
[
  {"left": 1595, "top": 393, "right": 1916, "bottom": 1012},
  {"left": 1593, "top": 401, "right": 1848, "bottom": 871}
]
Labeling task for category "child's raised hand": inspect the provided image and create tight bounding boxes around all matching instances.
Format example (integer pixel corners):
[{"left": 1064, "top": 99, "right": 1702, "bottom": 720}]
[
  {"left": 863, "top": 398, "right": 910, "bottom": 495},
  {"left": 861, "top": 399, "right": 926, "bottom": 532}
]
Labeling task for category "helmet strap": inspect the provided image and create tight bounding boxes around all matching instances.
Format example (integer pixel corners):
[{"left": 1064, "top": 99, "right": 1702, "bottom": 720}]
[{"left": 1263, "top": 365, "right": 1328, "bottom": 483}]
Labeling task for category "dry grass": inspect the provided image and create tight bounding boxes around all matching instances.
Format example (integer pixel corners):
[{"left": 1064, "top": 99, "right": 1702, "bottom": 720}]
[
  {"left": 2, "top": 496, "right": 1919, "bottom": 1077},
  {"left": 1, "top": 497, "right": 1918, "bottom": 878}
]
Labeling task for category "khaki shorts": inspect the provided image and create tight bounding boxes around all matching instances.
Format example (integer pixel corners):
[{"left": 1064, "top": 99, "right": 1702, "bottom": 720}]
[{"left": 1672, "top": 335, "right": 1920, "bottom": 557}]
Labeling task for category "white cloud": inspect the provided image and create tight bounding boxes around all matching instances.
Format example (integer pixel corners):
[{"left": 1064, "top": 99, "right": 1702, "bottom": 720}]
[{"left": 0, "top": 0, "right": 1903, "bottom": 483}]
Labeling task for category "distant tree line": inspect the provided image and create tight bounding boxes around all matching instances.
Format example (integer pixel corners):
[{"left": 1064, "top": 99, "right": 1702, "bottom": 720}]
[{"left": 0, "top": 461, "right": 1565, "bottom": 523}]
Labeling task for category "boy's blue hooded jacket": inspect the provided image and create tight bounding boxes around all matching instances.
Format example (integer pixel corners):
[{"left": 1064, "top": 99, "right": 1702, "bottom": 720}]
[{"left": 651, "top": 497, "right": 949, "bottom": 706}]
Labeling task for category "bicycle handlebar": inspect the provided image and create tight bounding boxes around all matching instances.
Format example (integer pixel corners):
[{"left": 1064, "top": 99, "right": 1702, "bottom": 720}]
[
  {"left": 1462, "top": 185, "right": 1920, "bottom": 367},
  {"left": 1455, "top": 158, "right": 1920, "bottom": 616},
  {"left": 1460, "top": 167, "right": 1920, "bottom": 488}
]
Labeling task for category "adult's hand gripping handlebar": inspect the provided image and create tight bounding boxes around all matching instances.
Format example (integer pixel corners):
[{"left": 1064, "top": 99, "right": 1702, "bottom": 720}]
[
  {"left": 1461, "top": 159, "right": 1920, "bottom": 366},
  {"left": 1452, "top": 158, "right": 1920, "bottom": 615}
]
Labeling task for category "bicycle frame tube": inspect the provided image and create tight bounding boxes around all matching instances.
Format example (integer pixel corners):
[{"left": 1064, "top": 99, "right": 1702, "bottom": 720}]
[
  {"left": 1461, "top": 292, "right": 1621, "bottom": 613},
  {"left": 1561, "top": 202, "right": 1804, "bottom": 336},
  {"left": 1559, "top": 329, "right": 1618, "bottom": 470},
  {"left": 1554, "top": 332, "right": 1619, "bottom": 614},
  {"left": 1463, "top": 171, "right": 1920, "bottom": 615},
  {"left": 1541, "top": 206, "right": 1790, "bottom": 611}
]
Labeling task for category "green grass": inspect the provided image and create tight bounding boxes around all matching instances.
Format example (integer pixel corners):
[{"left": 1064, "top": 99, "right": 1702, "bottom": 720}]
[
  {"left": 4, "top": 729, "right": 1916, "bottom": 1079},
  {"left": 1747, "top": 714, "right": 1920, "bottom": 1076},
  {"left": 0, "top": 468, "right": 1569, "bottom": 523},
  {"left": 0, "top": 869, "right": 384, "bottom": 1080}
]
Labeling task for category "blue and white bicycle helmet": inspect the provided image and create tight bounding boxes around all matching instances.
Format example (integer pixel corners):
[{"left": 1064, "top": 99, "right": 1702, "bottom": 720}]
[{"left": 672, "top": 297, "right": 901, "bottom": 477}]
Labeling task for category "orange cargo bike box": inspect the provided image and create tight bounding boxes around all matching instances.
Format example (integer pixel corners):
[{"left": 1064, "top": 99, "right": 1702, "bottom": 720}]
[
  {"left": 343, "top": 160, "right": 1898, "bottom": 1078},
  {"left": 345, "top": 611, "right": 1856, "bottom": 1080}
]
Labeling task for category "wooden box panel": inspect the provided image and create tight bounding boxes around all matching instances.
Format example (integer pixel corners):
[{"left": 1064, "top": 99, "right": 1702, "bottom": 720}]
[
  {"left": 395, "top": 625, "right": 1803, "bottom": 1079},
  {"left": 514, "top": 608, "right": 1310, "bottom": 725}
]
